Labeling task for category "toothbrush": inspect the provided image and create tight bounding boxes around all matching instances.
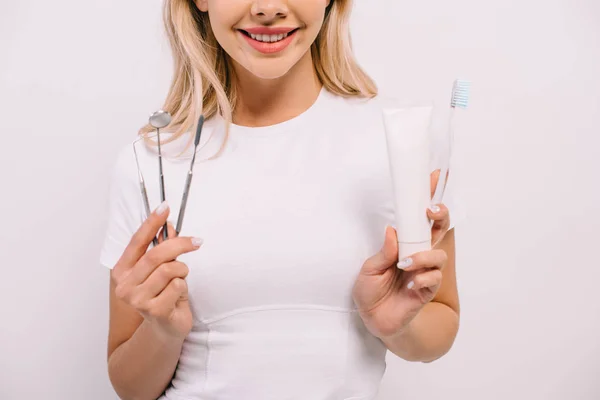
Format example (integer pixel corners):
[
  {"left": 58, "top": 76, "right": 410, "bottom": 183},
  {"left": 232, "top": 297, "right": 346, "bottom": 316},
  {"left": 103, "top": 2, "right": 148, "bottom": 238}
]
[{"left": 431, "top": 79, "right": 471, "bottom": 207}]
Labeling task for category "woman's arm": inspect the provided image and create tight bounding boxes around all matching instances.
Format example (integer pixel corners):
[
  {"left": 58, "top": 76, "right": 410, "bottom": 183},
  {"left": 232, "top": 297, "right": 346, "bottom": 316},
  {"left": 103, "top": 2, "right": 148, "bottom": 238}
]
[
  {"left": 107, "top": 276, "right": 185, "bottom": 400},
  {"left": 381, "top": 228, "right": 460, "bottom": 362}
]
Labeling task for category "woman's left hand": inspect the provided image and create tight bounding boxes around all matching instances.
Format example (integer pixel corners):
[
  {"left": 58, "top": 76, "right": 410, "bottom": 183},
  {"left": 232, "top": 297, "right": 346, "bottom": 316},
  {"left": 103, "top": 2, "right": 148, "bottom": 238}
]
[{"left": 352, "top": 171, "right": 452, "bottom": 339}]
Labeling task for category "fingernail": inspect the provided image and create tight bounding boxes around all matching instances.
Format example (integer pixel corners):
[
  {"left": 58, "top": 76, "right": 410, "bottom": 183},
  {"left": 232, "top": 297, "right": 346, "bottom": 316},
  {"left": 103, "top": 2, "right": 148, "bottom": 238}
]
[
  {"left": 398, "top": 257, "right": 413, "bottom": 269},
  {"left": 156, "top": 201, "right": 169, "bottom": 215},
  {"left": 407, "top": 281, "right": 415, "bottom": 290},
  {"left": 429, "top": 205, "right": 441, "bottom": 213},
  {"left": 191, "top": 237, "right": 204, "bottom": 248}
]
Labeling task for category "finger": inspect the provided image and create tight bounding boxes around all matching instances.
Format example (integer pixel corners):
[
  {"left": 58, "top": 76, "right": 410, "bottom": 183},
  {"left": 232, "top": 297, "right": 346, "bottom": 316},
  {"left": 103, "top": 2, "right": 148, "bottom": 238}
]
[
  {"left": 407, "top": 268, "right": 443, "bottom": 291},
  {"left": 167, "top": 222, "right": 177, "bottom": 239},
  {"left": 157, "top": 221, "right": 177, "bottom": 244},
  {"left": 400, "top": 248, "right": 447, "bottom": 272},
  {"left": 430, "top": 169, "right": 441, "bottom": 198},
  {"left": 427, "top": 203, "right": 449, "bottom": 222},
  {"left": 429, "top": 204, "right": 451, "bottom": 247},
  {"left": 360, "top": 225, "right": 398, "bottom": 275},
  {"left": 130, "top": 237, "right": 202, "bottom": 285},
  {"left": 148, "top": 277, "right": 189, "bottom": 317},
  {"left": 116, "top": 201, "right": 171, "bottom": 272},
  {"left": 428, "top": 203, "right": 450, "bottom": 232},
  {"left": 134, "top": 261, "right": 189, "bottom": 300}
]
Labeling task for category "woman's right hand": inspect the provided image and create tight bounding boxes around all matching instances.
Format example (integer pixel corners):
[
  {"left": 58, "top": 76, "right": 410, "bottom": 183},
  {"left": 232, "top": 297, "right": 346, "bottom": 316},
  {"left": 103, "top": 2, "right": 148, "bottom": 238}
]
[{"left": 111, "top": 201, "right": 203, "bottom": 341}]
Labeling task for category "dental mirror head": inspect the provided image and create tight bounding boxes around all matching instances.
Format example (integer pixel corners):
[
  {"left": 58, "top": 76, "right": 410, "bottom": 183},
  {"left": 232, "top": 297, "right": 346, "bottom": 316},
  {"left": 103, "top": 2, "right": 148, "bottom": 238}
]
[{"left": 149, "top": 110, "right": 172, "bottom": 129}]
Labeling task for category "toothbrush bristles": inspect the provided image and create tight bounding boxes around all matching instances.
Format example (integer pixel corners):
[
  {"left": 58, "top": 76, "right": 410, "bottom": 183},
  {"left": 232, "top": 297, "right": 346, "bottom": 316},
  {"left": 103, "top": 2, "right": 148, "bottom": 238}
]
[{"left": 451, "top": 79, "right": 471, "bottom": 109}]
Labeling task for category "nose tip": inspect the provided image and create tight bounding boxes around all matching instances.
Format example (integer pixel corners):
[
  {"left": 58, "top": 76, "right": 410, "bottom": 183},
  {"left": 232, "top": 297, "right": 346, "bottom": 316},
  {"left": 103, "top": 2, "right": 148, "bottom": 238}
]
[{"left": 251, "top": 1, "right": 288, "bottom": 20}]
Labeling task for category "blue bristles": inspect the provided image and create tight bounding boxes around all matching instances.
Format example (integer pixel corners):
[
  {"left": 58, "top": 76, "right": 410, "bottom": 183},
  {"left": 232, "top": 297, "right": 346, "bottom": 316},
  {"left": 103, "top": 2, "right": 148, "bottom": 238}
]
[{"left": 451, "top": 79, "right": 471, "bottom": 109}]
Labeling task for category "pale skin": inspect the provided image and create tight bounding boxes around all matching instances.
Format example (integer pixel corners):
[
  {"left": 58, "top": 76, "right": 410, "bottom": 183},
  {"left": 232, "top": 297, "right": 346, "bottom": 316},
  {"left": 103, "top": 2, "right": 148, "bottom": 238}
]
[
  {"left": 108, "top": 206, "right": 200, "bottom": 400},
  {"left": 352, "top": 171, "right": 459, "bottom": 363},
  {"left": 106, "top": 1, "right": 459, "bottom": 398}
]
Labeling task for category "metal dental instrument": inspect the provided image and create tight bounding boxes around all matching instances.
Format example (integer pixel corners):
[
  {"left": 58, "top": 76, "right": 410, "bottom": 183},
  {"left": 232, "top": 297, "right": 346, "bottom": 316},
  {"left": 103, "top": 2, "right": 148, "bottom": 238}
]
[
  {"left": 133, "top": 142, "right": 159, "bottom": 247},
  {"left": 149, "top": 110, "right": 172, "bottom": 241},
  {"left": 175, "top": 115, "right": 205, "bottom": 236}
]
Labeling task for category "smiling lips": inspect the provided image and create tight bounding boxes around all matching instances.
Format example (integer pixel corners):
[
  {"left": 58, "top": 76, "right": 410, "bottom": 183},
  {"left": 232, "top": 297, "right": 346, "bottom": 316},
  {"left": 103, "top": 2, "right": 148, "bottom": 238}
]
[{"left": 238, "top": 27, "right": 298, "bottom": 54}]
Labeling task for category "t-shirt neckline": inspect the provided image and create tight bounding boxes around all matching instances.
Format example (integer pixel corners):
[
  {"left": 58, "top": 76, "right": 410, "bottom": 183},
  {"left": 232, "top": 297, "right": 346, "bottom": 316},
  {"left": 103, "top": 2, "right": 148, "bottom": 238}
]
[{"left": 226, "top": 86, "right": 328, "bottom": 137}]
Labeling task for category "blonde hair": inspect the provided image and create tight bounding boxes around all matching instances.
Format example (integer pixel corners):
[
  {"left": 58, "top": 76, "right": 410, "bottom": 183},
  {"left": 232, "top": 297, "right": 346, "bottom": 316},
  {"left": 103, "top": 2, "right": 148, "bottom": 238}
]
[{"left": 139, "top": 0, "right": 377, "bottom": 155}]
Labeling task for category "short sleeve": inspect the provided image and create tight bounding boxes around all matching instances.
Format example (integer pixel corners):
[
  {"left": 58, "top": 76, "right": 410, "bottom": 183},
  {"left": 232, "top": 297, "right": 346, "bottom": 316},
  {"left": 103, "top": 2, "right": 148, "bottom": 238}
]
[{"left": 99, "top": 144, "right": 145, "bottom": 269}]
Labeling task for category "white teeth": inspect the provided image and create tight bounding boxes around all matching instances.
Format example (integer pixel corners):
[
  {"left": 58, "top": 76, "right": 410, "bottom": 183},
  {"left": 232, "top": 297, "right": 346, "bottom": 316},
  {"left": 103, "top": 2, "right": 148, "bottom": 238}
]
[{"left": 248, "top": 32, "right": 290, "bottom": 43}]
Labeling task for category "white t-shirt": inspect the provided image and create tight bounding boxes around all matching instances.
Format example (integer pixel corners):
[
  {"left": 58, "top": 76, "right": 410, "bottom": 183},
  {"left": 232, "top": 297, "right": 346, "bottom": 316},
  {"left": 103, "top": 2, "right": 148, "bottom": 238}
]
[{"left": 100, "top": 87, "right": 464, "bottom": 400}]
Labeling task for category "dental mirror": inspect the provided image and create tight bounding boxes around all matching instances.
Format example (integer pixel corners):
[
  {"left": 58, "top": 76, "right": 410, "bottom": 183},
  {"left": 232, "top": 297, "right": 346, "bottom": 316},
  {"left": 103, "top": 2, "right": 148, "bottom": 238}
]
[
  {"left": 148, "top": 110, "right": 171, "bottom": 240},
  {"left": 149, "top": 110, "right": 172, "bottom": 129}
]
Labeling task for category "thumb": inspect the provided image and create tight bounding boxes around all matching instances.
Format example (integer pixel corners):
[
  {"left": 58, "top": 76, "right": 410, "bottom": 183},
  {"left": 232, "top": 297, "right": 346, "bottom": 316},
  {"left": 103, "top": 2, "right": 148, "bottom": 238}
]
[{"left": 361, "top": 226, "right": 399, "bottom": 275}]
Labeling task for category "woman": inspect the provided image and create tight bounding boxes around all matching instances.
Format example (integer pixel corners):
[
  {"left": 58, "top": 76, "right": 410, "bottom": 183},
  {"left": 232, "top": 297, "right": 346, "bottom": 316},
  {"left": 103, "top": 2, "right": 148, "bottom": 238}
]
[{"left": 100, "top": 0, "right": 462, "bottom": 399}]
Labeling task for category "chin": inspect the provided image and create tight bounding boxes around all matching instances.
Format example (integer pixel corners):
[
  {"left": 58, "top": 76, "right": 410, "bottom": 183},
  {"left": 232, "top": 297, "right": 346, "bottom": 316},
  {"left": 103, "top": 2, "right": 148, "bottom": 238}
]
[
  {"left": 248, "top": 65, "right": 293, "bottom": 80},
  {"left": 239, "top": 58, "right": 297, "bottom": 80}
]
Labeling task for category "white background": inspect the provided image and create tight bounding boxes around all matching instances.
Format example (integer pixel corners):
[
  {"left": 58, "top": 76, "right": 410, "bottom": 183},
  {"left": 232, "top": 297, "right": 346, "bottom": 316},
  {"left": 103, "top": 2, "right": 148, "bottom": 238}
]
[{"left": 1, "top": 0, "right": 599, "bottom": 399}]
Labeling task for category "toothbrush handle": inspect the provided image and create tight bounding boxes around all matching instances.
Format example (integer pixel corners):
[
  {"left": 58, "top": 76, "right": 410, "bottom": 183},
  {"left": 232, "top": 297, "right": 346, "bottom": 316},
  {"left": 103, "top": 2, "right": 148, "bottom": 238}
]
[
  {"left": 432, "top": 107, "right": 457, "bottom": 206},
  {"left": 431, "top": 165, "right": 448, "bottom": 206}
]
